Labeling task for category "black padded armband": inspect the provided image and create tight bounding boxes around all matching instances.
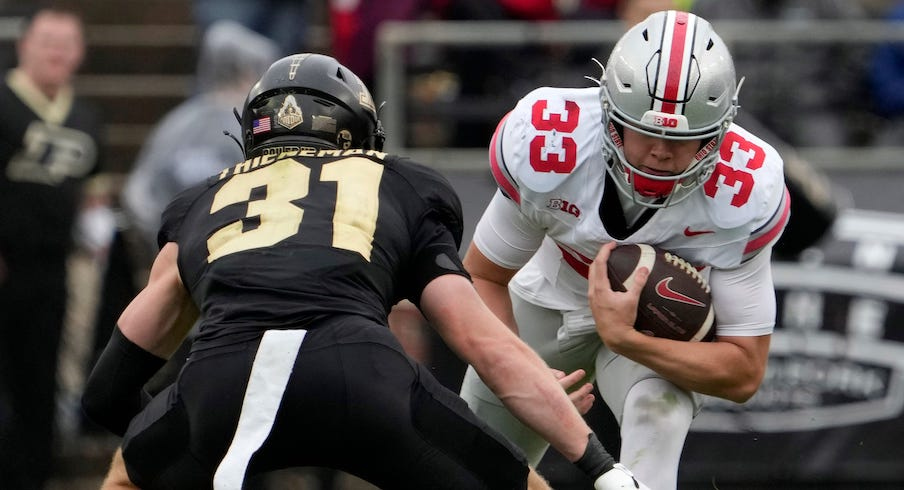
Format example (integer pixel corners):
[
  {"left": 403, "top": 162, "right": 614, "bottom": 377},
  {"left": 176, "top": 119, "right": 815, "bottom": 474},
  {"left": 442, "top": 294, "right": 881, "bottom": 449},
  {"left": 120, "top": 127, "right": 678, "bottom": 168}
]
[
  {"left": 575, "top": 432, "right": 615, "bottom": 480},
  {"left": 81, "top": 326, "right": 166, "bottom": 437}
]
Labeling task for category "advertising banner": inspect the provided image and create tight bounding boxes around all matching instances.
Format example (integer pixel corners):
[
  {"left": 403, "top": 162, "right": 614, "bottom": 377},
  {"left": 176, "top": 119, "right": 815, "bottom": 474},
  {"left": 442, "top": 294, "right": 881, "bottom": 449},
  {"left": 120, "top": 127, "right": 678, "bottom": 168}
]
[{"left": 681, "top": 209, "right": 904, "bottom": 486}]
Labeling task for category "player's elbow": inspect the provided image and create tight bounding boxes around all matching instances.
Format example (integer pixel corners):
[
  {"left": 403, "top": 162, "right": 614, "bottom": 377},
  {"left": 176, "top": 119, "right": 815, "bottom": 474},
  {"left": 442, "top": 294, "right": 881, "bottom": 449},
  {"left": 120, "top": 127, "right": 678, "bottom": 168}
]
[
  {"left": 722, "top": 367, "right": 766, "bottom": 403},
  {"left": 81, "top": 380, "right": 130, "bottom": 437},
  {"left": 724, "top": 383, "right": 758, "bottom": 404}
]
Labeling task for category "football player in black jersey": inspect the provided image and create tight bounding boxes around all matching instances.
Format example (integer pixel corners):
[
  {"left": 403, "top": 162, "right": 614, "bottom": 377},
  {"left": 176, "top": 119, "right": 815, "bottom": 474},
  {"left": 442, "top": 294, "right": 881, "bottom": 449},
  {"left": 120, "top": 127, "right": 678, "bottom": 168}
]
[
  {"left": 82, "top": 53, "right": 646, "bottom": 489},
  {"left": 0, "top": 7, "right": 103, "bottom": 488}
]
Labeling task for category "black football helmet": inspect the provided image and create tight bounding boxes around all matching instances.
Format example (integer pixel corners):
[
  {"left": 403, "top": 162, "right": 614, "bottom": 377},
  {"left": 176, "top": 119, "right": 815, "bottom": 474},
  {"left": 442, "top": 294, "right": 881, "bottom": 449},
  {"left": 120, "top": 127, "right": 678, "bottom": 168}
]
[{"left": 240, "top": 53, "right": 385, "bottom": 157}]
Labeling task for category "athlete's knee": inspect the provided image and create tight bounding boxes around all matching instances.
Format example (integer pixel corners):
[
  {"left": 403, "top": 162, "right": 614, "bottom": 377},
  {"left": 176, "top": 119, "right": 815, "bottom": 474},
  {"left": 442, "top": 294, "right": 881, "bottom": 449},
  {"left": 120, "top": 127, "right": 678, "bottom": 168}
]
[{"left": 622, "top": 378, "right": 694, "bottom": 431}]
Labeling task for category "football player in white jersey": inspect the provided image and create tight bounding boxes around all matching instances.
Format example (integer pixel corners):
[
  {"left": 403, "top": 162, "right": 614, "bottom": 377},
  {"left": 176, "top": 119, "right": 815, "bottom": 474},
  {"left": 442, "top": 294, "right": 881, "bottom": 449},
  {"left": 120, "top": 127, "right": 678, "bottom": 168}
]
[{"left": 459, "top": 10, "right": 789, "bottom": 489}]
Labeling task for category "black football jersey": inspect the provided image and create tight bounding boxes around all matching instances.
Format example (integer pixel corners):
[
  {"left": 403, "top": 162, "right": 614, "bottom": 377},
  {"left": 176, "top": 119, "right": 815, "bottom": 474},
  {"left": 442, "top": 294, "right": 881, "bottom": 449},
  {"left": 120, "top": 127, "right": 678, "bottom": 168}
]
[
  {"left": 0, "top": 79, "right": 103, "bottom": 255},
  {"left": 158, "top": 148, "right": 468, "bottom": 347}
]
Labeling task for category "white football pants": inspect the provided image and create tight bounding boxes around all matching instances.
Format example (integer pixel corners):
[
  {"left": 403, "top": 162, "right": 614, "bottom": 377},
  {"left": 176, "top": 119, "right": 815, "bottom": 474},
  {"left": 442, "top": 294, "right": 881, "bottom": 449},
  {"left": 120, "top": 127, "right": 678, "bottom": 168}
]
[{"left": 458, "top": 290, "right": 703, "bottom": 490}]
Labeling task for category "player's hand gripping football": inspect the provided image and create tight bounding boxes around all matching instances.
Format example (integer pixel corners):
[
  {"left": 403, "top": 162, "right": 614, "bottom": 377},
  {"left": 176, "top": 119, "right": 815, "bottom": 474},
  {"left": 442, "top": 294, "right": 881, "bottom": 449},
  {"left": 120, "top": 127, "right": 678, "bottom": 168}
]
[{"left": 588, "top": 242, "right": 648, "bottom": 351}]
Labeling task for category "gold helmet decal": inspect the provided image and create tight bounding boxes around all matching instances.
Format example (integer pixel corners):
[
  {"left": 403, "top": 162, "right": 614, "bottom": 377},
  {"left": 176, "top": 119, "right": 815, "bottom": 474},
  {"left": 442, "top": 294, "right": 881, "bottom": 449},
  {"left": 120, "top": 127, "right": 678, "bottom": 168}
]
[
  {"left": 277, "top": 94, "right": 303, "bottom": 129},
  {"left": 288, "top": 54, "right": 308, "bottom": 81},
  {"left": 359, "top": 90, "right": 376, "bottom": 114},
  {"left": 337, "top": 129, "right": 353, "bottom": 149}
]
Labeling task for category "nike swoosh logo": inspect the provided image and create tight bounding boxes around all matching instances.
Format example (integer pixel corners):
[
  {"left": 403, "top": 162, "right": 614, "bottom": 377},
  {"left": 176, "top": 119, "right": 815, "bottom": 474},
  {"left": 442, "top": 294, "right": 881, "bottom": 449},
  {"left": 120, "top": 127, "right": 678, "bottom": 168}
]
[
  {"left": 684, "top": 226, "right": 714, "bottom": 237},
  {"left": 655, "top": 278, "right": 706, "bottom": 307}
]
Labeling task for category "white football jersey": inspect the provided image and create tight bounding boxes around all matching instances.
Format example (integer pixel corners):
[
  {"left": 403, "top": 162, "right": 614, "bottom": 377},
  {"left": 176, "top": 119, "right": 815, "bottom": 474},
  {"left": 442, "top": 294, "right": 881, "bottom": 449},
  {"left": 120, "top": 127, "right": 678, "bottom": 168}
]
[{"left": 478, "top": 86, "right": 789, "bottom": 330}]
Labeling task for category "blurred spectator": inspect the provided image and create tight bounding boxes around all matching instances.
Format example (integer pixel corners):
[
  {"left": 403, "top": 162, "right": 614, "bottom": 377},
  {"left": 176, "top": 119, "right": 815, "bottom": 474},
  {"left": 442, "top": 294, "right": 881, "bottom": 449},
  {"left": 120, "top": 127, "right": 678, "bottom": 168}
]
[
  {"left": 329, "top": 0, "right": 440, "bottom": 90},
  {"left": 690, "top": 0, "right": 851, "bottom": 256},
  {"left": 193, "top": 0, "right": 311, "bottom": 55},
  {"left": 734, "top": 112, "right": 843, "bottom": 260},
  {"left": 0, "top": 7, "right": 104, "bottom": 489},
  {"left": 89, "top": 20, "right": 279, "bottom": 424},
  {"left": 869, "top": 0, "right": 904, "bottom": 145},
  {"left": 691, "top": 0, "right": 870, "bottom": 147},
  {"left": 81, "top": 19, "right": 283, "bottom": 486},
  {"left": 122, "top": 20, "right": 280, "bottom": 258},
  {"left": 613, "top": 0, "right": 681, "bottom": 25}
]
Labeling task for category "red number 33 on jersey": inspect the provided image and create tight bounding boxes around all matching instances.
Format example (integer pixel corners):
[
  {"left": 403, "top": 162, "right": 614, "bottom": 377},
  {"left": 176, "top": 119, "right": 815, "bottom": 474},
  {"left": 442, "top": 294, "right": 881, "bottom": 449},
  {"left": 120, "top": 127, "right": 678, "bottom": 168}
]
[
  {"left": 529, "top": 100, "right": 579, "bottom": 173},
  {"left": 703, "top": 131, "right": 766, "bottom": 207}
]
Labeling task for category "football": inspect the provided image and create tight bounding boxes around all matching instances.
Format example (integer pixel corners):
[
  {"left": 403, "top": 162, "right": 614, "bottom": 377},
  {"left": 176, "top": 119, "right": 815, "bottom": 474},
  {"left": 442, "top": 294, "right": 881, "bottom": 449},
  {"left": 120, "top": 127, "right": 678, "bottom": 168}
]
[{"left": 606, "top": 243, "right": 715, "bottom": 342}]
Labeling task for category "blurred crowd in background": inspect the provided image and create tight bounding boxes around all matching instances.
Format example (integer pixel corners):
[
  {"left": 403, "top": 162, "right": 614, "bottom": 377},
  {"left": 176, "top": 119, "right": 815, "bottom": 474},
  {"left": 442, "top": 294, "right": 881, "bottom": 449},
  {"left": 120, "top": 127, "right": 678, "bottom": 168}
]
[{"left": 1, "top": 0, "right": 904, "bottom": 488}]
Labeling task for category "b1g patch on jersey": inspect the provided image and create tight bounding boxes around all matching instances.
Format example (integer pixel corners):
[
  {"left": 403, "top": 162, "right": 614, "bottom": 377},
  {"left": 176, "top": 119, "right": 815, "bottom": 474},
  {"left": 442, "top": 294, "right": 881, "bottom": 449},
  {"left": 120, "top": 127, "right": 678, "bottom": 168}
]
[{"left": 546, "top": 198, "right": 581, "bottom": 218}]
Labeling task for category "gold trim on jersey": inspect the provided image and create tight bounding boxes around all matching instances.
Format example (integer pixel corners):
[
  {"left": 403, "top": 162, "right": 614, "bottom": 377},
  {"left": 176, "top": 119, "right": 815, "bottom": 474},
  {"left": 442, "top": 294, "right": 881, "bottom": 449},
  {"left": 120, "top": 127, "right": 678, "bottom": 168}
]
[
  {"left": 6, "top": 69, "right": 73, "bottom": 124},
  {"left": 218, "top": 149, "right": 388, "bottom": 180}
]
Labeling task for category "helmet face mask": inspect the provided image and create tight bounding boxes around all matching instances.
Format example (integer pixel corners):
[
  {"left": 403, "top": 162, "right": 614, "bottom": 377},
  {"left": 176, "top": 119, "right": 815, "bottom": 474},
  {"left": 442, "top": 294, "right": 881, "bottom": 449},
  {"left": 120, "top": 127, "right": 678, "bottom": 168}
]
[
  {"left": 599, "top": 10, "right": 739, "bottom": 208},
  {"left": 240, "top": 53, "right": 385, "bottom": 158}
]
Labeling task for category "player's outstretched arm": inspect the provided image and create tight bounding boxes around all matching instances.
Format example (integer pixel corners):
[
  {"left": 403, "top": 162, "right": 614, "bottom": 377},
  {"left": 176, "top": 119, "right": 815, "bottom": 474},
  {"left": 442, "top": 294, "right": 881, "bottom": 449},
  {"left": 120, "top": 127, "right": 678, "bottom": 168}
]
[
  {"left": 82, "top": 242, "right": 199, "bottom": 436},
  {"left": 420, "top": 273, "right": 648, "bottom": 489}
]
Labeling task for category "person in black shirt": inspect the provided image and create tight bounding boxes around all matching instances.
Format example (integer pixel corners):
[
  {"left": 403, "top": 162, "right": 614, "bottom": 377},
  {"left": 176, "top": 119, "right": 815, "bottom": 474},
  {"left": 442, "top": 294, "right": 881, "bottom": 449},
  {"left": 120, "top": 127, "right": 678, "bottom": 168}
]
[
  {"left": 82, "top": 53, "right": 645, "bottom": 489},
  {"left": 0, "top": 7, "right": 103, "bottom": 488}
]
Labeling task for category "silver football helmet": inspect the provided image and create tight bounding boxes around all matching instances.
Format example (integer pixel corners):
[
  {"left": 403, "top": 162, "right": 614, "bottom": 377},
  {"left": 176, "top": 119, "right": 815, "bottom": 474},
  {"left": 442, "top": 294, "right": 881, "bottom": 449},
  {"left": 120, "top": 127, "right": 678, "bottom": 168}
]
[{"left": 599, "top": 10, "right": 740, "bottom": 208}]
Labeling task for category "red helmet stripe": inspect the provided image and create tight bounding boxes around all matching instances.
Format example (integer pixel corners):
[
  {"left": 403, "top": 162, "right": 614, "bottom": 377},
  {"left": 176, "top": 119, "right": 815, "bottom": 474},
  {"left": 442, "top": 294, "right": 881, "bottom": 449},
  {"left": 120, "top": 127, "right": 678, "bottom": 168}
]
[{"left": 657, "top": 11, "right": 692, "bottom": 115}]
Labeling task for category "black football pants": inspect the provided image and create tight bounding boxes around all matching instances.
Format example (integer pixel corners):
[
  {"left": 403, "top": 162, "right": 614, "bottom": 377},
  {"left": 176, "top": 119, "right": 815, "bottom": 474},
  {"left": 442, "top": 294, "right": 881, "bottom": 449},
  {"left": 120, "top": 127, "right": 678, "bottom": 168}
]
[{"left": 121, "top": 316, "right": 530, "bottom": 489}]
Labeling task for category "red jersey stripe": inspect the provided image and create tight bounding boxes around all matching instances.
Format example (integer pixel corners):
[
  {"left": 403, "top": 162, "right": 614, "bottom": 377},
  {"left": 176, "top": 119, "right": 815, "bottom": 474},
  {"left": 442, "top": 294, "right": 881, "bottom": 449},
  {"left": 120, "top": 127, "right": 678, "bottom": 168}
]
[
  {"left": 557, "top": 243, "right": 593, "bottom": 278},
  {"left": 489, "top": 112, "right": 521, "bottom": 204},
  {"left": 744, "top": 186, "right": 791, "bottom": 255}
]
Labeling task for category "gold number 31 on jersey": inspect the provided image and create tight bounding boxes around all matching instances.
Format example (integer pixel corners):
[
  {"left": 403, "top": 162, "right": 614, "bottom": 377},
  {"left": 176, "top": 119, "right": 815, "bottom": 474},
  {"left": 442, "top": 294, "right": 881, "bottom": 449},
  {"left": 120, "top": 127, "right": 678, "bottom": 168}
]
[{"left": 206, "top": 157, "right": 383, "bottom": 263}]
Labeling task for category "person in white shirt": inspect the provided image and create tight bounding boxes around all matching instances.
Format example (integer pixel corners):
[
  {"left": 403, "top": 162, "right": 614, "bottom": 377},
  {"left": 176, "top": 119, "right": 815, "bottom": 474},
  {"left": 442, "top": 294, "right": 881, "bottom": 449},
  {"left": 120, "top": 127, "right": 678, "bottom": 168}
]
[{"left": 459, "top": 10, "right": 789, "bottom": 489}]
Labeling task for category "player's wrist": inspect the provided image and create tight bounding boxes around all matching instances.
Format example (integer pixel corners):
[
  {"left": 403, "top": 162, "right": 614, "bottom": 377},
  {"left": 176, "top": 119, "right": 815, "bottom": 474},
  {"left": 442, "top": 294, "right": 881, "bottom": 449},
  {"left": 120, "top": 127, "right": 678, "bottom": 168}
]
[
  {"left": 602, "top": 327, "right": 647, "bottom": 356},
  {"left": 574, "top": 431, "right": 648, "bottom": 489},
  {"left": 573, "top": 432, "right": 614, "bottom": 480}
]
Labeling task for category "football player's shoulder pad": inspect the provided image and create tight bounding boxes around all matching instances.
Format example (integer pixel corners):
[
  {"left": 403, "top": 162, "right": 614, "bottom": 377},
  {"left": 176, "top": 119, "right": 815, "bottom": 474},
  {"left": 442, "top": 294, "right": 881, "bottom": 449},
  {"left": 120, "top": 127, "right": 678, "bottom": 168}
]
[
  {"left": 387, "top": 155, "right": 465, "bottom": 248},
  {"left": 496, "top": 86, "right": 601, "bottom": 195},
  {"left": 702, "top": 123, "right": 786, "bottom": 231},
  {"left": 157, "top": 179, "right": 212, "bottom": 248}
]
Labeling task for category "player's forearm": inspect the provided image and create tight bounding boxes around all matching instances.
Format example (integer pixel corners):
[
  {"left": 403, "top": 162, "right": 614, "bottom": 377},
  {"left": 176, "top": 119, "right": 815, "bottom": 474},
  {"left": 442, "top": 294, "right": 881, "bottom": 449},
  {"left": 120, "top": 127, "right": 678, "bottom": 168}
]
[
  {"left": 476, "top": 339, "right": 592, "bottom": 461},
  {"left": 82, "top": 326, "right": 167, "bottom": 436},
  {"left": 609, "top": 332, "right": 766, "bottom": 402},
  {"left": 476, "top": 344, "right": 648, "bottom": 489},
  {"left": 422, "top": 276, "right": 590, "bottom": 459}
]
